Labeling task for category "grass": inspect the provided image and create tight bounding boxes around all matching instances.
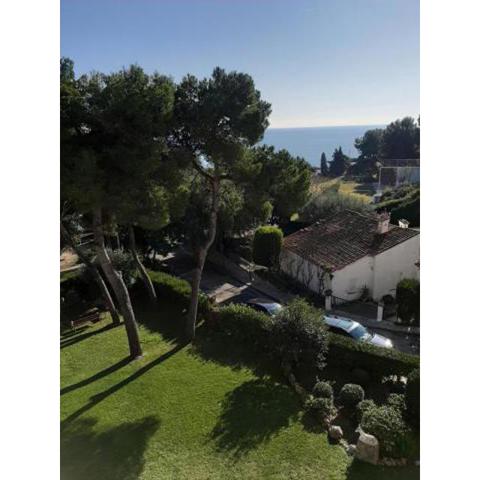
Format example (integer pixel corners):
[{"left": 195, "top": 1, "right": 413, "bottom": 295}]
[
  {"left": 61, "top": 300, "right": 419, "bottom": 480},
  {"left": 310, "top": 177, "right": 375, "bottom": 203}
]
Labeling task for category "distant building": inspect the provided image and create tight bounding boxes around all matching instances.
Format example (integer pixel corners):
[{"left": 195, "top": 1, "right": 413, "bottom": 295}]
[
  {"left": 280, "top": 210, "right": 420, "bottom": 302},
  {"left": 378, "top": 158, "right": 420, "bottom": 190}
]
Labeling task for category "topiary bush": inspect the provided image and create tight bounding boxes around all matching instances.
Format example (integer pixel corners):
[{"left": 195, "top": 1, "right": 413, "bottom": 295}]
[
  {"left": 312, "top": 380, "right": 334, "bottom": 399},
  {"left": 271, "top": 298, "right": 329, "bottom": 371},
  {"left": 252, "top": 225, "right": 284, "bottom": 268},
  {"left": 214, "top": 303, "right": 274, "bottom": 351},
  {"left": 305, "top": 396, "right": 337, "bottom": 424},
  {"left": 387, "top": 393, "right": 407, "bottom": 414},
  {"left": 361, "top": 405, "right": 409, "bottom": 458},
  {"left": 338, "top": 383, "right": 365, "bottom": 408},
  {"left": 356, "top": 399, "right": 376, "bottom": 422},
  {"left": 405, "top": 368, "right": 420, "bottom": 428},
  {"left": 396, "top": 278, "right": 420, "bottom": 324}
]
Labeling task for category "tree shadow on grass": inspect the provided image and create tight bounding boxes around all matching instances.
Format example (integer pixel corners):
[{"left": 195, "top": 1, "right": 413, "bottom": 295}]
[
  {"left": 209, "top": 378, "right": 301, "bottom": 459},
  {"left": 189, "top": 326, "right": 279, "bottom": 380},
  {"left": 132, "top": 295, "right": 187, "bottom": 345},
  {"left": 61, "top": 416, "right": 160, "bottom": 480},
  {"left": 60, "top": 323, "right": 121, "bottom": 350},
  {"left": 61, "top": 343, "right": 185, "bottom": 427},
  {"left": 61, "top": 356, "right": 132, "bottom": 396}
]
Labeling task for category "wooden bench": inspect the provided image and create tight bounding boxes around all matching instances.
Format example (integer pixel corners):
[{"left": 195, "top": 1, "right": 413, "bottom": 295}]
[{"left": 70, "top": 308, "right": 102, "bottom": 331}]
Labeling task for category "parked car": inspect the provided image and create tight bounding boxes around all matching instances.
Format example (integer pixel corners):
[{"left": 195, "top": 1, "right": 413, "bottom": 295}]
[
  {"left": 244, "top": 298, "right": 283, "bottom": 317},
  {"left": 324, "top": 314, "right": 394, "bottom": 349}
]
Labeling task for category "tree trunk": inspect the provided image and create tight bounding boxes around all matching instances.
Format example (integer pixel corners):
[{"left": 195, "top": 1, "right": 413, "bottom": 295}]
[
  {"left": 186, "top": 177, "right": 220, "bottom": 340},
  {"left": 115, "top": 233, "right": 121, "bottom": 250},
  {"left": 128, "top": 224, "right": 157, "bottom": 302},
  {"left": 93, "top": 209, "right": 142, "bottom": 358},
  {"left": 60, "top": 223, "right": 121, "bottom": 326}
]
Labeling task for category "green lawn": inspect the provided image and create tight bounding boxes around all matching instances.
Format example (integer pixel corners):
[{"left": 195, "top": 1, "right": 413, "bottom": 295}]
[{"left": 61, "top": 301, "right": 419, "bottom": 480}]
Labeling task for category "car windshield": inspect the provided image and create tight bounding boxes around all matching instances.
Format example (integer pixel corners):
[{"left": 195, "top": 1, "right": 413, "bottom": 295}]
[
  {"left": 350, "top": 325, "right": 372, "bottom": 340},
  {"left": 264, "top": 303, "right": 282, "bottom": 315}
]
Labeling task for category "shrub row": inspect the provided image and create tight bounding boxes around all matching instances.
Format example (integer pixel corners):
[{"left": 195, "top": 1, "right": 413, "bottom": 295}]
[
  {"left": 148, "top": 270, "right": 211, "bottom": 315},
  {"left": 213, "top": 298, "right": 329, "bottom": 372},
  {"left": 328, "top": 332, "right": 419, "bottom": 378},
  {"left": 212, "top": 303, "right": 274, "bottom": 349}
]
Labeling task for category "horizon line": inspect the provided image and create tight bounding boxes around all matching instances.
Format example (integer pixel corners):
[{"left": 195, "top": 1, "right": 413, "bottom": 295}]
[{"left": 267, "top": 123, "right": 386, "bottom": 130}]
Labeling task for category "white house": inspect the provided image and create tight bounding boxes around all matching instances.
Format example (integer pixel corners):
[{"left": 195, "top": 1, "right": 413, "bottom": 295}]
[{"left": 280, "top": 210, "right": 420, "bottom": 303}]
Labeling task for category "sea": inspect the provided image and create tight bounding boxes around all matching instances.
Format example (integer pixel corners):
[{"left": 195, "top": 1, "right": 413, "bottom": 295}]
[{"left": 259, "top": 125, "right": 385, "bottom": 168}]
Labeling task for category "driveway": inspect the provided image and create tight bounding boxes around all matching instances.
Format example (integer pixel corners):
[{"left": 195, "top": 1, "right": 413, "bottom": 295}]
[{"left": 159, "top": 249, "right": 278, "bottom": 305}]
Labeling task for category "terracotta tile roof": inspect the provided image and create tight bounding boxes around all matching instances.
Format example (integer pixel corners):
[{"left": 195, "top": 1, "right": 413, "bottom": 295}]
[{"left": 282, "top": 210, "right": 419, "bottom": 271}]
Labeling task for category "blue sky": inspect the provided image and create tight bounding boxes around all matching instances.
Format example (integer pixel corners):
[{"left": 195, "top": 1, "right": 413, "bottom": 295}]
[{"left": 61, "top": 0, "right": 419, "bottom": 128}]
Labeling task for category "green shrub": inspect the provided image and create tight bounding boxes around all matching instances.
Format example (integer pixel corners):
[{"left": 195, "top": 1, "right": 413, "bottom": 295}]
[
  {"left": 107, "top": 248, "right": 137, "bottom": 286},
  {"left": 361, "top": 405, "right": 409, "bottom": 458},
  {"left": 387, "top": 393, "right": 407, "bottom": 414},
  {"left": 356, "top": 399, "right": 376, "bottom": 422},
  {"left": 327, "top": 332, "right": 419, "bottom": 378},
  {"left": 271, "top": 299, "right": 329, "bottom": 371},
  {"left": 405, "top": 368, "right": 420, "bottom": 428},
  {"left": 396, "top": 278, "right": 420, "bottom": 324},
  {"left": 252, "top": 226, "right": 284, "bottom": 268},
  {"left": 312, "top": 381, "right": 333, "bottom": 399},
  {"left": 305, "top": 396, "right": 337, "bottom": 423},
  {"left": 214, "top": 304, "right": 273, "bottom": 350},
  {"left": 338, "top": 383, "right": 365, "bottom": 408},
  {"left": 148, "top": 270, "right": 210, "bottom": 315}
]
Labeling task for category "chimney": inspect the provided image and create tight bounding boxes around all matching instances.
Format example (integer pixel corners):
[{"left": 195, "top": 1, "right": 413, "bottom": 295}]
[
  {"left": 377, "top": 212, "right": 390, "bottom": 234},
  {"left": 398, "top": 219, "right": 410, "bottom": 229}
]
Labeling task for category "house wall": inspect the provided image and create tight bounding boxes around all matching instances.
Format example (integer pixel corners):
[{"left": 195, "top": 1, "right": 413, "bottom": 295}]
[
  {"left": 371, "top": 234, "right": 420, "bottom": 300},
  {"left": 279, "top": 250, "right": 326, "bottom": 294},
  {"left": 331, "top": 256, "right": 374, "bottom": 301},
  {"left": 280, "top": 233, "right": 420, "bottom": 302}
]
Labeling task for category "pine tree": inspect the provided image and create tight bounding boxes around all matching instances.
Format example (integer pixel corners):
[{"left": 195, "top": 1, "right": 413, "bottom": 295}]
[
  {"left": 329, "top": 147, "right": 350, "bottom": 177},
  {"left": 320, "top": 152, "right": 329, "bottom": 176}
]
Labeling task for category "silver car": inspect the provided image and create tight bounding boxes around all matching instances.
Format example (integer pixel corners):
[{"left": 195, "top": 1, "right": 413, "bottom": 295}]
[
  {"left": 245, "top": 298, "right": 283, "bottom": 317},
  {"left": 324, "top": 314, "right": 394, "bottom": 349}
]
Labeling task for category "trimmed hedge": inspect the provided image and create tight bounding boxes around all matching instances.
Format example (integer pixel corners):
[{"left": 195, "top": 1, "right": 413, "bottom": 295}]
[
  {"left": 213, "top": 304, "right": 274, "bottom": 349},
  {"left": 148, "top": 270, "right": 211, "bottom": 315},
  {"left": 328, "top": 333, "right": 419, "bottom": 378},
  {"left": 252, "top": 225, "right": 283, "bottom": 268}
]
